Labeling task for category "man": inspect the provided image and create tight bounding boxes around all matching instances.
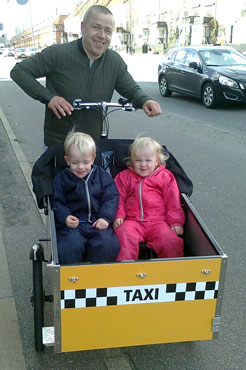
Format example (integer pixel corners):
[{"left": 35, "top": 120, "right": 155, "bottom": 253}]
[{"left": 10, "top": 5, "right": 162, "bottom": 147}]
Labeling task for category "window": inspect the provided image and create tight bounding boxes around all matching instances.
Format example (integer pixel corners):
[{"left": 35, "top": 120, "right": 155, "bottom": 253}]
[
  {"left": 174, "top": 50, "right": 186, "bottom": 63},
  {"left": 165, "top": 49, "right": 176, "bottom": 61},
  {"left": 200, "top": 49, "right": 246, "bottom": 66},
  {"left": 185, "top": 50, "right": 200, "bottom": 66}
]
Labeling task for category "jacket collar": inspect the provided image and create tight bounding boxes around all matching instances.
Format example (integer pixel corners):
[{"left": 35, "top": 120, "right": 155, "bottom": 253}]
[
  {"left": 129, "top": 165, "right": 164, "bottom": 178},
  {"left": 77, "top": 37, "right": 105, "bottom": 62}
]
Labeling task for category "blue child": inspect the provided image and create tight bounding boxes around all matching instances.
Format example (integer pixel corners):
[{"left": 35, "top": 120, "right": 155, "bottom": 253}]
[{"left": 53, "top": 131, "right": 120, "bottom": 264}]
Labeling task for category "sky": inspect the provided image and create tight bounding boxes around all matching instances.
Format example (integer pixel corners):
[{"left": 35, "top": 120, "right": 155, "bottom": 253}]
[{"left": 0, "top": 0, "right": 78, "bottom": 38}]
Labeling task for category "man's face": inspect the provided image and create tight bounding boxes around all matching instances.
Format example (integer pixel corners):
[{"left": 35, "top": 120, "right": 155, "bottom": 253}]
[{"left": 81, "top": 10, "right": 115, "bottom": 61}]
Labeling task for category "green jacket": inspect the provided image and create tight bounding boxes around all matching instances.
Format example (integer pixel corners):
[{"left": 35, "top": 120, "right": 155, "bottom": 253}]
[{"left": 10, "top": 39, "right": 151, "bottom": 146}]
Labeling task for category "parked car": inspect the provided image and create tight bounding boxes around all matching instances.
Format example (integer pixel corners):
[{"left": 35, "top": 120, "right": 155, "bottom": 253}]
[
  {"left": 158, "top": 46, "right": 246, "bottom": 108},
  {"left": 14, "top": 47, "right": 27, "bottom": 59},
  {"left": 2, "top": 48, "right": 15, "bottom": 57},
  {"left": 0, "top": 46, "right": 5, "bottom": 55},
  {"left": 25, "top": 47, "right": 40, "bottom": 57}
]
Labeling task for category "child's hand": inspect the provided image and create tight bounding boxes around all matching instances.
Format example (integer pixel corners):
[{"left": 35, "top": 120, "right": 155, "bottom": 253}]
[
  {"left": 113, "top": 218, "right": 124, "bottom": 229},
  {"left": 92, "top": 218, "right": 109, "bottom": 230},
  {"left": 171, "top": 225, "right": 183, "bottom": 236},
  {"left": 66, "top": 215, "right": 79, "bottom": 228}
]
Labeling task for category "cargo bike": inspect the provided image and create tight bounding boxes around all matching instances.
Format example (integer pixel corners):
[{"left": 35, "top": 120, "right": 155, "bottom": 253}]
[{"left": 30, "top": 99, "right": 227, "bottom": 353}]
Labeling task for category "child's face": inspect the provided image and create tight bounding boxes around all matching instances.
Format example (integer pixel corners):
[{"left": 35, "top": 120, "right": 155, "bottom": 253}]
[
  {"left": 132, "top": 146, "right": 159, "bottom": 177},
  {"left": 64, "top": 146, "right": 95, "bottom": 179}
]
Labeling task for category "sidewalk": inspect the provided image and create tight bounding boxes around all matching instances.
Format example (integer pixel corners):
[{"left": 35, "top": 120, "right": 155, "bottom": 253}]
[
  {"left": 0, "top": 232, "right": 26, "bottom": 370},
  {"left": 0, "top": 111, "right": 27, "bottom": 370}
]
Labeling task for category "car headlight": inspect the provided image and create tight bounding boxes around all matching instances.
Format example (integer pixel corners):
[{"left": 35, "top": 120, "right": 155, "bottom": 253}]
[{"left": 219, "top": 75, "right": 239, "bottom": 89}]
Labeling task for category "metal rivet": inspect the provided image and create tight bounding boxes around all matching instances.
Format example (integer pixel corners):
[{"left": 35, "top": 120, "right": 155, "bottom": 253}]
[
  {"left": 68, "top": 277, "right": 79, "bottom": 283},
  {"left": 136, "top": 273, "right": 147, "bottom": 278},
  {"left": 201, "top": 269, "right": 211, "bottom": 275}
]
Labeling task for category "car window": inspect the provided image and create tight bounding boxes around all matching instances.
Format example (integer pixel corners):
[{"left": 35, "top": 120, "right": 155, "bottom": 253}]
[
  {"left": 174, "top": 50, "right": 186, "bottom": 63},
  {"left": 185, "top": 50, "right": 200, "bottom": 66},
  {"left": 164, "top": 49, "right": 176, "bottom": 61},
  {"left": 200, "top": 49, "right": 246, "bottom": 66}
]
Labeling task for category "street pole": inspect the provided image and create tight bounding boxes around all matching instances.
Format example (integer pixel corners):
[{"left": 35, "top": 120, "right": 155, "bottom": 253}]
[
  {"left": 16, "top": 0, "right": 35, "bottom": 47},
  {"left": 28, "top": 0, "right": 36, "bottom": 48}
]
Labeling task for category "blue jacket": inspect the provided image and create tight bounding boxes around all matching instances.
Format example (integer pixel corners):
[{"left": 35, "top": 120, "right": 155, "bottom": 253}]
[{"left": 53, "top": 165, "right": 119, "bottom": 225}]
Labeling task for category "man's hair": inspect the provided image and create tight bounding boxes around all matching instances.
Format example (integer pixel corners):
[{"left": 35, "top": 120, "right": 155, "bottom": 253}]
[
  {"left": 128, "top": 137, "right": 169, "bottom": 166},
  {"left": 64, "top": 131, "right": 96, "bottom": 158},
  {"left": 83, "top": 5, "right": 113, "bottom": 24}
]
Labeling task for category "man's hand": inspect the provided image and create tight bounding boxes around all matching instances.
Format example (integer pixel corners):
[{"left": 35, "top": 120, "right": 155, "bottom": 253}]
[
  {"left": 48, "top": 96, "right": 74, "bottom": 119},
  {"left": 92, "top": 218, "right": 109, "bottom": 230},
  {"left": 171, "top": 225, "right": 184, "bottom": 236},
  {"left": 66, "top": 215, "right": 79, "bottom": 228},
  {"left": 113, "top": 218, "right": 124, "bottom": 229},
  {"left": 143, "top": 100, "right": 162, "bottom": 117}
]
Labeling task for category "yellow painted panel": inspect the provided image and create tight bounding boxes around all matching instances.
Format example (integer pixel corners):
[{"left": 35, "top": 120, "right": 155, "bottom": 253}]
[
  {"left": 60, "top": 258, "right": 221, "bottom": 290},
  {"left": 61, "top": 299, "right": 216, "bottom": 352}
]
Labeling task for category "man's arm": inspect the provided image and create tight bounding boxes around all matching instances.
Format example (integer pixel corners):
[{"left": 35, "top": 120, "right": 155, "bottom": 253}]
[
  {"left": 10, "top": 52, "right": 56, "bottom": 104},
  {"left": 48, "top": 96, "right": 74, "bottom": 119},
  {"left": 143, "top": 100, "right": 162, "bottom": 117},
  {"left": 10, "top": 48, "right": 74, "bottom": 118}
]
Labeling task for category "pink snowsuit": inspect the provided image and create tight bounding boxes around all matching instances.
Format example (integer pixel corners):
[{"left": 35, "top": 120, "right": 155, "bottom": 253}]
[{"left": 114, "top": 165, "right": 185, "bottom": 260}]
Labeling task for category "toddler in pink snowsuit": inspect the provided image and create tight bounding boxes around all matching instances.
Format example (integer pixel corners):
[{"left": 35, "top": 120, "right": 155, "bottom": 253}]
[{"left": 113, "top": 137, "right": 185, "bottom": 260}]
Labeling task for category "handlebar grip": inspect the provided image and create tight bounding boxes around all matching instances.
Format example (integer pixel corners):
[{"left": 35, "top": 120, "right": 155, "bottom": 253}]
[
  {"left": 118, "top": 97, "right": 129, "bottom": 106},
  {"left": 72, "top": 99, "right": 83, "bottom": 109}
]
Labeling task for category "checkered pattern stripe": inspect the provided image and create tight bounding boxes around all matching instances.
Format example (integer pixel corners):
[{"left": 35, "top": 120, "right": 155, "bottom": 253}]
[
  {"left": 61, "top": 288, "right": 117, "bottom": 309},
  {"left": 61, "top": 281, "right": 219, "bottom": 309}
]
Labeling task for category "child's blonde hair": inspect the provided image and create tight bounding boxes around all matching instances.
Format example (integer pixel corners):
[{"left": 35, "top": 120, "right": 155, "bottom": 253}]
[
  {"left": 128, "top": 137, "right": 169, "bottom": 166},
  {"left": 64, "top": 131, "right": 96, "bottom": 158}
]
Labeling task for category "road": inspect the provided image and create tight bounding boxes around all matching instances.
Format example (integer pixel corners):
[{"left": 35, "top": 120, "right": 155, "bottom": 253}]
[{"left": 0, "top": 53, "right": 245, "bottom": 370}]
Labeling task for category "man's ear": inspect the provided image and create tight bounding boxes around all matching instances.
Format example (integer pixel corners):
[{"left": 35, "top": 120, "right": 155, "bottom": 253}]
[
  {"left": 81, "top": 21, "right": 84, "bottom": 34},
  {"left": 64, "top": 155, "right": 70, "bottom": 166}
]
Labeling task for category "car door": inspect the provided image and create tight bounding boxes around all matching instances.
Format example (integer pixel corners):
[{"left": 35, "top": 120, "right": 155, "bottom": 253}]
[
  {"left": 167, "top": 49, "right": 187, "bottom": 90},
  {"left": 181, "top": 50, "right": 204, "bottom": 96}
]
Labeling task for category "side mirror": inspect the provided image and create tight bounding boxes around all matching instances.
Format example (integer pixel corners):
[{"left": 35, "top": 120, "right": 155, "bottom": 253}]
[
  {"left": 189, "top": 61, "right": 202, "bottom": 73},
  {"left": 189, "top": 61, "right": 198, "bottom": 69}
]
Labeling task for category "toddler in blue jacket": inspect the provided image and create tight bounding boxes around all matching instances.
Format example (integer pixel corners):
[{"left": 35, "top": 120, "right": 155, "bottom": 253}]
[{"left": 53, "top": 131, "right": 120, "bottom": 264}]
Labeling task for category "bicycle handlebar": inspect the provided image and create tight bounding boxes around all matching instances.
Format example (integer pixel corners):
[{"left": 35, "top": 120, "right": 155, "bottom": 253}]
[
  {"left": 72, "top": 98, "right": 135, "bottom": 112},
  {"left": 71, "top": 98, "right": 135, "bottom": 139}
]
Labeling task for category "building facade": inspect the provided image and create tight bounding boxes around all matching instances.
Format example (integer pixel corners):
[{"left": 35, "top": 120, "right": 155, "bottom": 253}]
[
  {"left": 10, "top": 0, "right": 246, "bottom": 52},
  {"left": 10, "top": 15, "right": 68, "bottom": 49}
]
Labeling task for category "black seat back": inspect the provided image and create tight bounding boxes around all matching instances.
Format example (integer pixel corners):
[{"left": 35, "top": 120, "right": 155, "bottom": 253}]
[{"left": 32, "top": 139, "right": 193, "bottom": 209}]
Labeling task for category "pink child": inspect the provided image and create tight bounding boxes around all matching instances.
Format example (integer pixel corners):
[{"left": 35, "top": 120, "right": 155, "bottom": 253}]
[{"left": 113, "top": 137, "right": 185, "bottom": 260}]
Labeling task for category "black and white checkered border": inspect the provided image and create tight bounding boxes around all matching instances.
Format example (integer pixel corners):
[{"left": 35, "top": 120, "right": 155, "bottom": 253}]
[{"left": 60, "top": 281, "right": 219, "bottom": 309}]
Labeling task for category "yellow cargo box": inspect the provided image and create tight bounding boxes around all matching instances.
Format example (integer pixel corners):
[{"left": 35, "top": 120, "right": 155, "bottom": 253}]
[{"left": 32, "top": 194, "right": 227, "bottom": 353}]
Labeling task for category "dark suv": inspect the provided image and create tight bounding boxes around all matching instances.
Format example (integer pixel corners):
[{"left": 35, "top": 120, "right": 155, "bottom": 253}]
[{"left": 158, "top": 46, "right": 246, "bottom": 108}]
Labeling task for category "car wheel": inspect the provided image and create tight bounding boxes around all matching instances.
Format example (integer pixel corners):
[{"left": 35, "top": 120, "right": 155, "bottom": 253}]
[
  {"left": 202, "top": 83, "right": 217, "bottom": 108},
  {"left": 159, "top": 75, "right": 172, "bottom": 97}
]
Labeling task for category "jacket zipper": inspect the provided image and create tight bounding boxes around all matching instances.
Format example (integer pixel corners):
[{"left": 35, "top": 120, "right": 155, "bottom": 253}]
[
  {"left": 139, "top": 180, "right": 144, "bottom": 220},
  {"left": 83, "top": 169, "right": 94, "bottom": 223},
  {"left": 81, "top": 61, "right": 92, "bottom": 127},
  {"left": 138, "top": 167, "right": 160, "bottom": 221}
]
